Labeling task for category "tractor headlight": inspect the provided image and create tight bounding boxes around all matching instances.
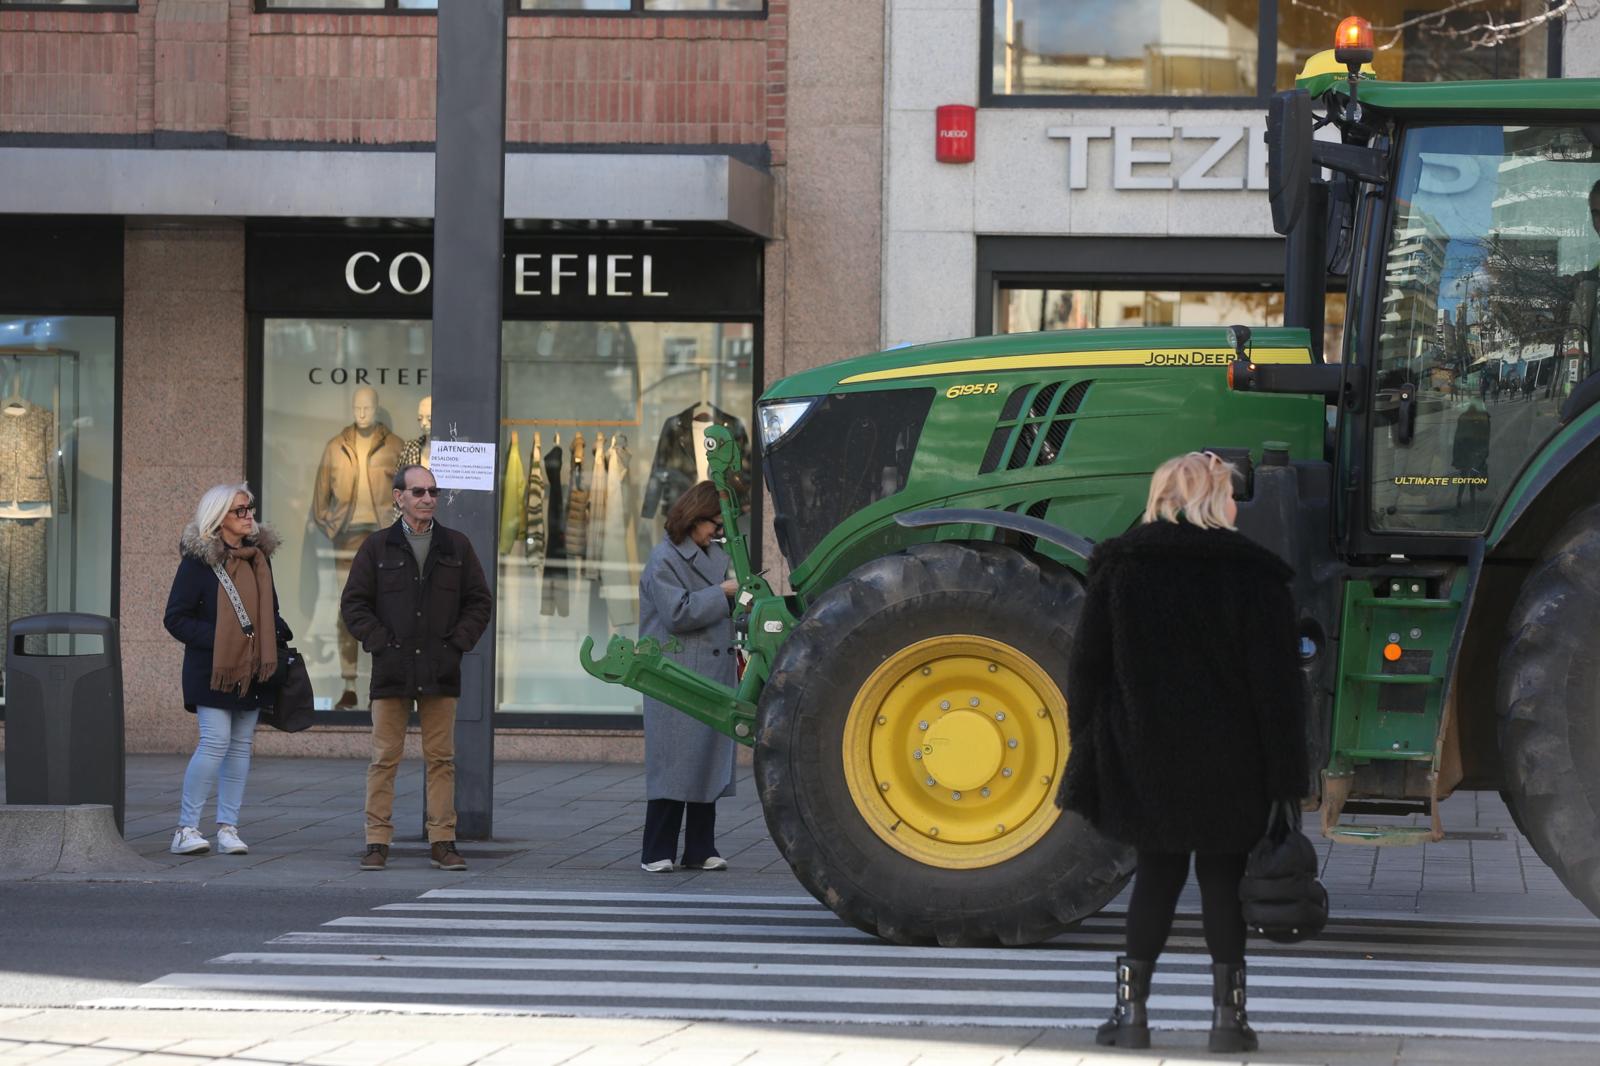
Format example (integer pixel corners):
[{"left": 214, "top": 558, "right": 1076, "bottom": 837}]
[{"left": 759, "top": 398, "right": 817, "bottom": 449}]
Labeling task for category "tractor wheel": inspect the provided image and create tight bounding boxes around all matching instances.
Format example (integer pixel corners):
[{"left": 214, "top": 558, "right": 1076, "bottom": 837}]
[
  {"left": 754, "top": 541, "right": 1134, "bottom": 946},
  {"left": 1498, "top": 503, "right": 1600, "bottom": 917}
]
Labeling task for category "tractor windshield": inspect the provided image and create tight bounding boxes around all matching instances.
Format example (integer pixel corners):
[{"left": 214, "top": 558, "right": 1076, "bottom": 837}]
[{"left": 1368, "top": 124, "right": 1600, "bottom": 534}]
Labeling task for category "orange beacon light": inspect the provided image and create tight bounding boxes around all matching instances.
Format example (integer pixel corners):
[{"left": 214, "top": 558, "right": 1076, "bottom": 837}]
[{"left": 1335, "top": 16, "right": 1376, "bottom": 66}]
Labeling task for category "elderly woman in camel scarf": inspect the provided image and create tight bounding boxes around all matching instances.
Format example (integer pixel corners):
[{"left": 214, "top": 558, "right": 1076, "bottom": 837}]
[{"left": 163, "top": 481, "right": 291, "bottom": 858}]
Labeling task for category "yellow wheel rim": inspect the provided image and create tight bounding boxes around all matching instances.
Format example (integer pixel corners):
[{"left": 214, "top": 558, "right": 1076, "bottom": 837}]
[{"left": 841, "top": 635, "right": 1068, "bottom": 869}]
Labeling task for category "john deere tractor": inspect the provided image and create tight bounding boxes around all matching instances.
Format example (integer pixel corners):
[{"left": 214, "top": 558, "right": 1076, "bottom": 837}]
[{"left": 582, "top": 21, "right": 1600, "bottom": 945}]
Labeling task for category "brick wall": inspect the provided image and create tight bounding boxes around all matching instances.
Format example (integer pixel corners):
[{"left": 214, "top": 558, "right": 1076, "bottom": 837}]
[
  {"left": 0, "top": 0, "right": 787, "bottom": 153},
  {"left": 0, "top": 8, "right": 143, "bottom": 134}
]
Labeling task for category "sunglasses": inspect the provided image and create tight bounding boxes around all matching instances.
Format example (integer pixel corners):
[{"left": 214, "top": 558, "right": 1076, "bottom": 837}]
[
  {"left": 228, "top": 505, "right": 257, "bottom": 519},
  {"left": 700, "top": 515, "right": 724, "bottom": 528},
  {"left": 404, "top": 487, "right": 442, "bottom": 498}
]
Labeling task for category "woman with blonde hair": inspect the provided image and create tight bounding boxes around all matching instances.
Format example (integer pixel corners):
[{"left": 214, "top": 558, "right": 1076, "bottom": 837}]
[
  {"left": 163, "top": 482, "right": 290, "bottom": 857},
  {"left": 1057, "top": 451, "right": 1307, "bottom": 1053}
]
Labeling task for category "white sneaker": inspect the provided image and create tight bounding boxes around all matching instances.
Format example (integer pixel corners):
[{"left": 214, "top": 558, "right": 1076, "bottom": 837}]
[
  {"left": 640, "top": 859, "right": 675, "bottom": 872},
  {"left": 694, "top": 856, "right": 729, "bottom": 871},
  {"left": 216, "top": 825, "right": 248, "bottom": 855},
  {"left": 170, "top": 827, "right": 210, "bottom": 855}
]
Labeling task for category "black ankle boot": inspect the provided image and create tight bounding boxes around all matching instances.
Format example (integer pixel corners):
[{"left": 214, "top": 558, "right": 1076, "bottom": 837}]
[
  {"left": 1095, "top": 955, "right": 1153, "bottom": 1049},
  {"left": 1208, "top": 961, "right": 1259, "bottom": 1053}
]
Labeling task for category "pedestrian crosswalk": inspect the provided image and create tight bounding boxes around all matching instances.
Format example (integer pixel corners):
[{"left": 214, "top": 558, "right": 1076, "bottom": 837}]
[{"left": 86, "top": 889, "right": 1600, "bottom": 1042}]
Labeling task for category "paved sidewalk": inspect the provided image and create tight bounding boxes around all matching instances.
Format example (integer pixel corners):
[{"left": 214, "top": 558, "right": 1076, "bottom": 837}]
[
  {"left": 4, "top": 1010, "right": 1600, "bottom": 1066},
  {"left": 0, "top": 754, "right": 1591, "bottom": 921}
]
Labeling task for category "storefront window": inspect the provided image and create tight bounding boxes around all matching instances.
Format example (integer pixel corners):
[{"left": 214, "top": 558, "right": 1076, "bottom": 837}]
[
  {"left": 496, "top": 320, "right": 753, "bottom": 718},
  {"left": 1276, "top": 0, "right": 1548, "bottom": 88},
  {"left": 261, "top": 318, "right": 433, "bottom": 712},
  {"left": 517, "top": 1, "right": 762, "bottom": 11},
  {"left": 996, "top": 286, "right": 1347, "bottom": 360},
  {"left": 250, "top": 229, "right": 761, "bottom": 725},
  {"left": 0, "top": 315, "right": 117, "bottom": 681},
  {"left": 990, "top": 0, "right": 1259, "bottom": 97}
]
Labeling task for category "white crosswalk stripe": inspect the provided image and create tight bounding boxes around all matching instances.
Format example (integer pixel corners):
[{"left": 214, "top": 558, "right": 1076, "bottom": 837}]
[{"left": 83, "top": 889, "right": 1600, "bottom": 1042}]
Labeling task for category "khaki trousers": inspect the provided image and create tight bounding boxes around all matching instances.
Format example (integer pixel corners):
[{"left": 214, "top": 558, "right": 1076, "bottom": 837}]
[{"left": 365, "top": 695, "right": 457, "bottom": 845}]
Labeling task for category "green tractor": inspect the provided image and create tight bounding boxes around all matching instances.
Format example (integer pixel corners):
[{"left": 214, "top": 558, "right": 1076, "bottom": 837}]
[{"left": 582, "top": 34, "right": 1600, "bottom": 945}]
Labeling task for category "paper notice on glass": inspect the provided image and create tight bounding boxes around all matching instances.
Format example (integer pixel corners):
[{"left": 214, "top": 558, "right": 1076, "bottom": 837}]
[{"left": 430, "top": 441, "right": 496, "bottom": 491}]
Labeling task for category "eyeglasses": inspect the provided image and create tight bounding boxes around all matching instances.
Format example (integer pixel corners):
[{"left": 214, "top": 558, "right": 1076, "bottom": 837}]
[
  {"left": 405, "top": 487, "right": 442, "bottom": 498},
  {"left": 228, "top": 505, "right": 257, "bottom": 519}
]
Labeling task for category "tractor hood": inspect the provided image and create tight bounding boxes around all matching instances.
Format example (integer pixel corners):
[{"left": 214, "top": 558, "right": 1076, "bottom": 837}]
[{"left": 762, "top": 325, "right": 1315, "bottom": 402}]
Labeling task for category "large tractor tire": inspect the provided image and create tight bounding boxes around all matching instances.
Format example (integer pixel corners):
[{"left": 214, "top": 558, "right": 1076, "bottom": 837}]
[
  {"left": 1498, "top": 503, "right": 1600, "bottom": 917},
  {"left": 755, "top": 541, "right": 1134, "bottom": 946}
]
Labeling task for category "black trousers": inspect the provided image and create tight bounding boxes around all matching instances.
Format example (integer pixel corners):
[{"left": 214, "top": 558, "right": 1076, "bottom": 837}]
[
  {"left": 1125, "top": 850, "right": 1249, "bottom": 965},
  {"left": 641, "top": 798, "right": 718, "bottom": 865}
]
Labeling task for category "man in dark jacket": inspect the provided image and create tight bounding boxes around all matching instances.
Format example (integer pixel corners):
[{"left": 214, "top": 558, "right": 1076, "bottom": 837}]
[{"left": 341, "top": 464, "right": 492, "bottom": 872}]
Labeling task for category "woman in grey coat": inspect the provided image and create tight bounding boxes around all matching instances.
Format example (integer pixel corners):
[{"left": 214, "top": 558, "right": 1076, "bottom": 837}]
[{"left": 638, "top": 480, "right": 738, "bottom": 872}]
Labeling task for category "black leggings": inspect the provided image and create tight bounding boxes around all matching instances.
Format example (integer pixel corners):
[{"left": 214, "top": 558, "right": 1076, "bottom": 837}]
[{"left": 1125, "top": 850, "right": 1248, "bottom": 964}]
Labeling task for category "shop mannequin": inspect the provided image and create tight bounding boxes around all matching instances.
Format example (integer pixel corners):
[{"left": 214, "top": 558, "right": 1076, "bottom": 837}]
[
  {"left": 312, "top": 385, "right": 402, "bottom": 709},
  {"left": 399, "top": 395, "right": 432, "bottom": 470}
]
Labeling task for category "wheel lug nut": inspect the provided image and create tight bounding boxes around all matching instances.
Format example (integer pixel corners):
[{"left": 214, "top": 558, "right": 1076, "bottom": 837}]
[
  {"left": 926, "top": 776, "right": 936, "bottom": 786},
  {"left": 1041, "top": 775, "right": 1051, "bottom": 785},
  {"left": 919, "top": 720, "right": 928, "bottom": 731},
  {"left": 921, "top": 666, "right": 932, "bottom": 676},
  {"left": 1008, "top": 739, "right": 1018, "bottom": 749},
  {"left": 987, "top": 663, "right": 998, "bottom": 673},
  {"left": 970, "top": 698, "right": 980, "bottom": 707},
  {"left": 929, "top": 827, "right": 940, "bottom": 837},
  {"left": 876, "top": 715, "right": 887, "bottom": 726},
  {"left": 1002, "top": 768, "right": 1013, "bottom": 777},
  {"left": 952, "top": 791, "right": 962, "bottom": 801},
  {"left": 879, "top": 782, "right": 890, "bottom": 792},
  {"left": 995, "top": 711, "right": 1006, "bottom": 722},
  {"left": 1036, "top": 708, "right": 1047, "bottom": 718},
  {"left": 980, "top": 787, "right": 991, "bottom": 797},
  {"left": 995, "top": 824, "right": 1006, "bottom": 834},
  {"left": 912, "top": 751, "right": 922, "bottom": 760},
  {"left": 939, "top": 700, "right": 950, "bottom": 711}
]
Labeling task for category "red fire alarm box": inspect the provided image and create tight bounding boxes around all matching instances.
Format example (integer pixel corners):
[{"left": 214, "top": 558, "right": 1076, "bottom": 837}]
[{"left": 935, "top": 104, "right": 976, "bottom": 164}]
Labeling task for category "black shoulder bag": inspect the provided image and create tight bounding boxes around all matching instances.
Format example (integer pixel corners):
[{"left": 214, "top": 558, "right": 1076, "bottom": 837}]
[
  {"left": 212, "top": 563, "right": 316, "bottom": 733},
  {"left": 1238, "top": 798, "right": 1329, "bottom": 943}
]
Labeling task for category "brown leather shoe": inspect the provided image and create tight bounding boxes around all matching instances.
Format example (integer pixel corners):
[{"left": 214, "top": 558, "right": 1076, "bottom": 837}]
[
  {"left": 360, "top": 843, "right": 388, "bottom": 871},
  {"left": 335, "top": 689, "right": 360, "bottom": 711},
  {"left": 430, "top": 841, "right": 466, "bottom": 871}
]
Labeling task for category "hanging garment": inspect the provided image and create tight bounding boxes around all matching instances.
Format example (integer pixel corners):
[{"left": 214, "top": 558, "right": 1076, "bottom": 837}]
[
  {"left": 584, "top": 431, "right": 609, "bottom": 581},
  {"left": 600, "top": 435, "right": 641, "bottom": 629},
  {"left": 499, "top": 431, "right": 527, "bottom": 555},
  {"left": 565, "top": 433, "right": 590, "bottom": 574},
  {"left": 541, "top": 442, "right": 569, "bottom": 617},
  {"left": 640, "top": 403, "right": 750, "bottom": 520},
  {"left": 523, "top": 436, "right": 547, "bottom": 567}
]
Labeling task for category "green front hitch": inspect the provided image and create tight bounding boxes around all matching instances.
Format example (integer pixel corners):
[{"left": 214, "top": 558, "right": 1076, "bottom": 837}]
[
  {"left": 577, "top": 423, "right": 793, "bottom": 746},
  {"left": 578, "top": 633, "right": 758, "bottom": 743}
]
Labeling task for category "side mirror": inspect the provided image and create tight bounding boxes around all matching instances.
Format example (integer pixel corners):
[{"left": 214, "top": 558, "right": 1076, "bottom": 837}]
[{"left": 1267, "top": 90, "right": 1313, "bottom": 236}]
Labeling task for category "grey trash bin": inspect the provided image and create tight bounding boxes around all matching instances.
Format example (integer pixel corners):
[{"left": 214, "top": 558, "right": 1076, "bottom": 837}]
[{"left": 4, "top": 613, "right": 124, "bottom": 833}]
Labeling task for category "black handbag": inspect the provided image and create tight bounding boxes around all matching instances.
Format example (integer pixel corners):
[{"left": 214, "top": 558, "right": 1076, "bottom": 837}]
[
  {"left": 1239, "top": 798, "right": 1329, "bottom": 943},
  {"left": 259, "top": 645, "right": 316, "bottom": 733}
]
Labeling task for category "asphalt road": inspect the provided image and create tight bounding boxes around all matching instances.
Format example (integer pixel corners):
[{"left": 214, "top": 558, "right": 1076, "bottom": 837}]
[{"left": 0, "top": 883, "right": 410, "bottom": 1009}]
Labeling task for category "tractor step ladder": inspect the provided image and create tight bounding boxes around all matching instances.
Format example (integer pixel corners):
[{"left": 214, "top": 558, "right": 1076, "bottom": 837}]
[{"left": 1323, "top": 578, "right": 1463, "bottom": 846}]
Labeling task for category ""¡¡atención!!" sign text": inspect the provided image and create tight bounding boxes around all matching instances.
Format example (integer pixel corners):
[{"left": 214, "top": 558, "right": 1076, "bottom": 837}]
[{"left": 430, "top": 440, "right": 496, "bottom": 492}]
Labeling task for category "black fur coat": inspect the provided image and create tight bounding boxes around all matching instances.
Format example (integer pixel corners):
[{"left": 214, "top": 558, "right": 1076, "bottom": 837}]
[{"left": 1057, "top": 519, "right": 1309, "bottom": 854}]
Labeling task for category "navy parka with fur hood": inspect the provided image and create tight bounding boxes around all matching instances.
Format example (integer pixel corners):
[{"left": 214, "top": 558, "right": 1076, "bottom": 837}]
[
  {"left": 163, "top": 523, "right": 292, "bottom": 713},
  {"left": 1056, "top": 519, "right": 1309, "bottom": 854}
]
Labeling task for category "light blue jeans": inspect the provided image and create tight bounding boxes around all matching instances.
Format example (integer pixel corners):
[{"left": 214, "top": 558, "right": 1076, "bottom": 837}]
[{"left": 178, "top": 705, "right": 259, "bottom": 828}]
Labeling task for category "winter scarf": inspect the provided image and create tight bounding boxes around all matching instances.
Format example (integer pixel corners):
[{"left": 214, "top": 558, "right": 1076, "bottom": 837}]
[{"left": 182, "top": 522, "right": 280, "bottom": 698}]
